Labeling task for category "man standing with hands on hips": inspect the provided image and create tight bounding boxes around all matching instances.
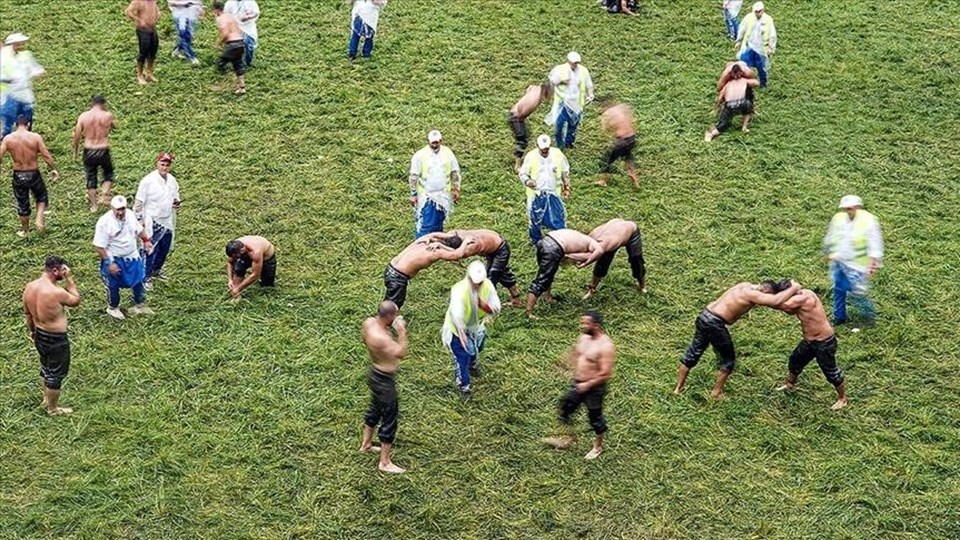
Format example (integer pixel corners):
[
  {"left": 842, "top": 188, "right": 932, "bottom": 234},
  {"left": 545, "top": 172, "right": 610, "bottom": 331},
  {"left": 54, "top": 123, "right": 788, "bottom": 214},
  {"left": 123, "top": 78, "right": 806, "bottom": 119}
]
[
  {"left": 442, "top": 261, "right": 501, "bottom": 401},
  {"left": 823, "top": 195, "right": 883, "bottom": 329},
  {"left": 135, "top": 152, "right": 181, "bottom": 290}
]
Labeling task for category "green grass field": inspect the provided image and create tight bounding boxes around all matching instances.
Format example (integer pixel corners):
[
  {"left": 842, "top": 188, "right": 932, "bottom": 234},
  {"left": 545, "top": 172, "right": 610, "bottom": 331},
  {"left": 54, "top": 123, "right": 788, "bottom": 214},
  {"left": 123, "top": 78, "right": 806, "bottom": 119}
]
[{"left": 2, "top": 0, "right": 960, "bottom": 537}]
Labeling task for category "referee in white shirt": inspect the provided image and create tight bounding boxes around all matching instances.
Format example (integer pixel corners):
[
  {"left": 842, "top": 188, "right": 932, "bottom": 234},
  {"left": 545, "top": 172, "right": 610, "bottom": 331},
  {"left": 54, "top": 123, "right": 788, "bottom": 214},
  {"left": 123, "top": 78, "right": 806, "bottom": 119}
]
[{"left": 135, "top": 152, "right": 181, "bottom": 288}]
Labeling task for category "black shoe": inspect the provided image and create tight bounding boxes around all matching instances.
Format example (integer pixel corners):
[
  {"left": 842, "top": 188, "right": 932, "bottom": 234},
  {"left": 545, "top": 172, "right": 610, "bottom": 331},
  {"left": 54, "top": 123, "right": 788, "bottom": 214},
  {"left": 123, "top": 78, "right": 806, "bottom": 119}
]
[
  {"left": 459, "top": 389, "right": 472, "bottom": 402},
  {"left": 469, "top": 364, "right": 480, "bottom": 377}
]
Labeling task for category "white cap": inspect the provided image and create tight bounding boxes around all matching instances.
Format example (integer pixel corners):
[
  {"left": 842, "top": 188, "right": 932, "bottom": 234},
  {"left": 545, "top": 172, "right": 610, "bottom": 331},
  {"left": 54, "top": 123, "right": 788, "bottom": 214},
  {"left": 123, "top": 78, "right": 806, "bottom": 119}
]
[
  {"left": 567, "top": 51, "right": 582, "bottom": 63},
  {"left": 536, "top": 134, "right": 551, "bottom": 150},
  {"left": 427, "top": 130, "right": 442, "bottom": 143},
  {"left": 467, "top": 260, "right": 487, "bottom": 285},
  {"left": 838, "top": 195, "right": 863, "bottom": 209},
  {"left": 753, "top": 2, "right": 765, "bottom": 12},
  {"left": 5, "top": 33, "right": 29, "bottom": 45},
  {"left": 110, "top": 195, "right": 128, "bottom": 209}
]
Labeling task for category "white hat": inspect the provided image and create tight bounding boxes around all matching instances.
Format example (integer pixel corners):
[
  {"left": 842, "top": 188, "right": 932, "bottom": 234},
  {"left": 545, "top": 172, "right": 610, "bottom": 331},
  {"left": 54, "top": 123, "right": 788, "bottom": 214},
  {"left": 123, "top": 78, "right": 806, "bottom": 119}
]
[
  {"left": 753, "top": 2, "right": 765, "bottom": 12},
  {"left": 467, "top": 260, "right": 487, "bottom": 285},
  {"left": 838, "top": 195, "right": 863, "bottom": 209},
  {"left": 427, "top": 130, "right": 442, "bottom": 143},
  {"left": 5, "top": 33, "right": 29, "bottom": 45},
  {"left": 110, "top": 195, "right": 128, "bottom": 209},
  {"left": 536, "top": 134, "right": 551, "bottom": 150},
  {"left": 567, "top": 51, "right": 582, "bottom": 63}
]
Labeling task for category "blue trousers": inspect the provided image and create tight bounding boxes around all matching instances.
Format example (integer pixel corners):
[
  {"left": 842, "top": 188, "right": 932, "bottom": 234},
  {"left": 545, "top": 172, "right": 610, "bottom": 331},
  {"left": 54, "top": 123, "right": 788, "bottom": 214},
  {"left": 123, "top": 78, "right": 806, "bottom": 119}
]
[
  {"left": 348, "top": 16, "right": 376, "bottom": 59},
  {"left": 101, "top": 257, "right": 146, "bottom": 308},
  {"left": 414, "top": 199, "right": 446, "bottom": 239},
  {"left": 554, "top": 106, "right": 581, "bottom": 149},
  {"left": 1, "top": 98, "right": 33, "bottom": 137},
  {"left": 145, "top": 223, "right": 173, "bottom": 278},
  {"left": 723, "top": 9, "right": 740, "bottom": 40},
  {"left": 739, "top": 48, "right": 769, "bottom": 87},
  {"left": 243, "top": 33, "right": 256, "bottom": 67},
  {"left": 831, "top": 261, "right": 875, "bottom": 323},
  {"left": 528, "top": 193, "right": 566, "bottom": 245},
  {"left": 173, "top": 17, "right": 198, "bottom": 60},
  {"left": 451, "top": 331, "right": 485, "bottom": 391}
]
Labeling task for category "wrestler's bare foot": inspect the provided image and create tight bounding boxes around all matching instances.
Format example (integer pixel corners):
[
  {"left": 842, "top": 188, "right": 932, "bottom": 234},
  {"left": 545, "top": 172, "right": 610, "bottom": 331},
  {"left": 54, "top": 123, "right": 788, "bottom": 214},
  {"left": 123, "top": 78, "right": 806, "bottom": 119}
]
[
  {"left": 359, "top": 444, "right": 382, "bottom": 453},
  {"left": 526, "top": 312, "right": 540, "bottom": 320},
  {"left": 582, "top": 287, "right": 596, "bottom": 300},
  {"left": 830, "top": 398, "right": 848, "bottom": 411},
  {"left": 594, "top": 178, "right": 608, "bottom": 187},
  {"left": 710, "top": 390, "right": 726, "bottom": 400},
  {"left": 89, "top": 204, "right": 99, "bottom": 213},
  {"left": 17, "top": 230, "right": 29, "bottom": 238},
  {"left": 742, "top": 127, "right": 750, "bottom": 133},
  {"left": 46, "top": 407, "right": 73, "bottom": 416},
  {"left": 541, "top": 436, "right": 574, "bottom": 450},
  {"left": 378, "top": 462, "right": 406, "bottom": 474},
  {"left": 704, "top": 131, "right": 713, "bottom": 142},
  {"left": 543, "top": 292, "right": 554, "bottom": 304},
  {"left": 775, "top": 382, "right": 796, "bottom": 392},
  {"left": 629, "top": 173, "right": 639, "bottom": 187},
  {"left": 137, "top": 74, "right": 148, "bottom": 85},
  {"left": 584, "top": 446, "right": 602, "bottom": 460},
  {"left": 146, "top": 72, "right": 158, "bottom": 83}
]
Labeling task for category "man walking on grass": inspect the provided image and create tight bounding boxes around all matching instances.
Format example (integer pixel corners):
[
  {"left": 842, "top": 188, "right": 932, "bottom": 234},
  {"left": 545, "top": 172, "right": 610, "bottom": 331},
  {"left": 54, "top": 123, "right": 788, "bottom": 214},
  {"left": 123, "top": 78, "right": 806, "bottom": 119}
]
[
  {"left": 125, "top": 0, "right": 160, "bottom": 84},
  {"left": 94, "top": 196, "right": 154, "bottom": 320},
  {"left": 224, "top": 0, "right": 260, "bottom": 68},
  {"left": 348, "top": 0, "right": 387, "bottom": 61},
  {"left": 823, "top": 195, "right": 883, "bottom": 329},
  {"left": 0, "top": 115, "right": 59, "bottom": 237},
  {"left": 519, "top": 134, "right": 570, "bottom": 245},
  {"left": 169, "top": 0, "right": 203, "bottom": 65},
  {"left": 23, "top": 256, "right": 81, "bottom": 416},
  {"left": 360, "top": 300, "right": 408, "bottom": 474},
  {"left": 596, "top": 97, "right": 638, "bottom": 187},
  {"left": 673, "top": 279, "right": 799, "bottom": 399},
  {"left": 735, "top": 2, "right": 776, "bottom": 87},
  {"left": 135, "top": 152, "right": 181, "bottom": 289},
  {"left": 409, "top": 130, "right": 461, "bottom": 239},
  {"left": 214, "top": 1, "right": 248, "bottom": 95},
  {"left": 775, "top": 287, "right": 848, "bottom": 411},
  {"left": 543, "top": 311, "right": 615, "bottom": 460},
  {"left": 72, "top": 95, "right": 117, "bottom": 212},
  {"left": 547, "top": 52, "right": 595, "bottom": 149},
  {"left": 442, "top": 261, "right": 501, "bottom": 401},
  {"left": 0, "top": 33, "right": 45, "bottom": 137}
]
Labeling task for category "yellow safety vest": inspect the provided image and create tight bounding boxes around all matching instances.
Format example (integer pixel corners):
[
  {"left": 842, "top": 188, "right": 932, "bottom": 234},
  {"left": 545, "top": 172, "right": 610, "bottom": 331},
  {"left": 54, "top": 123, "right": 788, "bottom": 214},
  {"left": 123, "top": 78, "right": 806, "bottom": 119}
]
[
  {"left": 416, "top": 145, "right": 455, "bottom": 197},
  {"left": 443, "top": 277, "right": 495, "bottom": 335},
  {"left": 552, "top": 63, "right": 589, "bottom": 111},
  {"left": 524, "top": 148, "right": 564, "bottom": 203},
  {"left": 826, "top": 210, "right": 876, "bottom": 268}
]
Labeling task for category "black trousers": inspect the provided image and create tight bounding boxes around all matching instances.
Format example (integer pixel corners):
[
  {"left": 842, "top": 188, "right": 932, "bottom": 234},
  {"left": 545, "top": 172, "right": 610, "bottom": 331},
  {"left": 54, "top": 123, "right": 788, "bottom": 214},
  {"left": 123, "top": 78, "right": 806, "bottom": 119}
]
[
  {"left": 364, "top": 367, "right": 398, "bottom": 444},
  {"left": 136, "top": 28, "right": 159, "bottom": 63},
  {"left": 383, "top": 264, "right": 411, "bottom": 309},
  {"left": 508, "top": 112, "right": 528, "bottom": 158},
  {"left": 233, "top": 254, "right": 276, "bottom": 286},
  {"left": 788, "top": 334, "right": 845, "bottom": 387},
  {"left": 592, "top": 229, "right": 646, "bottom": 284},
  {"left": 83, "top": 148, "right": 115, "bottom": 189},
  {"left": 12, "top": 170, "right": 47, "bottom": 216},
  {"left": 529, "top": 235, "right": 564, "bottom": 296},
  {"left": 35, "top": 329, "right": 71, "bottom": 390},
  {"left": 486, "top": 237, "right": 518, "bottom": 290},
  {"left": 599, "top": 135, "right": 636, "bottom": 173},
  {"left": 681, "top": 309, "right": 736, "bottom": 372},
  {"left": 559, "top": 381, "right": 608, "bottom": 435}
]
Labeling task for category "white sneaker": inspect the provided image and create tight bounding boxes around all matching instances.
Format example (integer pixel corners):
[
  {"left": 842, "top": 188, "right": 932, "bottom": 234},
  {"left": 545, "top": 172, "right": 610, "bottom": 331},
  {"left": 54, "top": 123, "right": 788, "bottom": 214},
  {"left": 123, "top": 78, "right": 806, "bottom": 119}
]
[
  {"left": 106, "top": 307, "right": 125, "bottom": 320},
  {"left": 143, "top": 279, "right": 153, "bottom": 292},
  {"left": 190, "top": 57, "right": 200, "bottom": 66},
  {"left": 129, "top": 305, "right": 154, "bottom": 315}
]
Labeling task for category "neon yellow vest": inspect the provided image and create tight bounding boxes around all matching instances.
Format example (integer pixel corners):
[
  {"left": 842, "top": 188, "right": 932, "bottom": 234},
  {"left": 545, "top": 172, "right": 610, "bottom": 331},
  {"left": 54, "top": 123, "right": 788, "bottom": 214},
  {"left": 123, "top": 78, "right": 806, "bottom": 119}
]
[
  {"left": 552, "top": 64, "right": 589, "bottom": 111},
  {"left": 416, "top": 145, "right": 454, "bottom": 197},
  {"left": 444, "top": 278, "right": 495, "bottom": 335},
  {"left": 524, "top": 148, "right": 564, "bottom": 203},
  {"left": 738, "top": 13, "right": 774, "bottom": 56},
  {"left": 826, "top": 210, "right": 875, "bottom": 268}
]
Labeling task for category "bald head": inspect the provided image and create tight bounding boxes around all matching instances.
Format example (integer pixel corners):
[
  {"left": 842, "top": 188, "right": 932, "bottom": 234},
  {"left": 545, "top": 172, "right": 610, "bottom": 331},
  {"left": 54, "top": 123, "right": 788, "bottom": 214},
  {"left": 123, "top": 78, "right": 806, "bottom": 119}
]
[{"left": 378, "top": 301, "right": 398, "bottom": 319}]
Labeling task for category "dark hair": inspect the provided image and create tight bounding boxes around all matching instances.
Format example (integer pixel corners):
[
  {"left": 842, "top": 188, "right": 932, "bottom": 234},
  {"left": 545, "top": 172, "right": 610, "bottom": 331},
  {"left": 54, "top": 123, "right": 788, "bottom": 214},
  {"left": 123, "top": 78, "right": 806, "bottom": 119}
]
[
  {"left": 437, "top": 234, "right": 463, "bottom": 249},
  {"left": 92, "top": 94, "right": 106, "bottom": 105},
  {"left": 583, "top": 310, "right": 603, "bottom": 325},
  {"left": 213, "top": 1, "right": 224, "bottom": 9},
  {"left": 225, "top": 240, "right": 244, "bottom": 257},
  {"left": 760, "top": 279, "right": 792, "bottom": 293},
  {"left": 378, "top": 300, "right": 398, "bottom": 318},
  {"left": 730, "top": 64, "right": 744, "bottom": 79},
  {"left": 44, "top": 255, "right": 67, "bottom": 271},
  {"left": 15, "top": 114, "right": 29, "bottom": 126}
]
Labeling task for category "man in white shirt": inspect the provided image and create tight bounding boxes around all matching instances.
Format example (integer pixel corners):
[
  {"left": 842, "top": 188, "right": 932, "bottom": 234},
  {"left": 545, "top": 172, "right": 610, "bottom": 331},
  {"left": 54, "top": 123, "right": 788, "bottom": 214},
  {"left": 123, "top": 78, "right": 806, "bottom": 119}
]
[
  {"left": 722, "top": 1, "right": 744, "bottom": 40},
  {"left": 224, "top": 0, "right": 260, "bottom": 67},
  {"left": 94, "top": 196, "right": 154, "bottom": 320},
  {"left": 547, "top": 52, "right": 594, "bottom": 149},
  {"left": 822, "top": 195, "right": 883, "bottom": 328},
  {"left": 519, "top": 134, "right": 570, "bottom": 245},
  {"left": 135, "top": 152, "right": 181, "bottom": 288},
  {"left": 408, "top": 130, "right": 461, "bottom": 239},
  {"left": 0, "top": 33, "right": 45, "bottom": 137},
  {"left": 442, "top": 261, "right": 501, "bottom": 401},
  {"left": 169, "top": 0, "right": 203, "bottom": 65},
  {"left": 735, "top": 2, "right": 777, "bottom": 87},
  {"left": 348, "top": 0, "right": 387, "bottom": 60}
]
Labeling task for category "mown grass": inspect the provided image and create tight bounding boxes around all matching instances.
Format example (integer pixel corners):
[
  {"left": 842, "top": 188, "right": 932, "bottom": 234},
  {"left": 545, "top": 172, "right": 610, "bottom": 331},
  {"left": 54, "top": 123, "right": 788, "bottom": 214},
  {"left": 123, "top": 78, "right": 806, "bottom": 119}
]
[{"left": 1, "top": 0, "right": 960, "bottom": 538}]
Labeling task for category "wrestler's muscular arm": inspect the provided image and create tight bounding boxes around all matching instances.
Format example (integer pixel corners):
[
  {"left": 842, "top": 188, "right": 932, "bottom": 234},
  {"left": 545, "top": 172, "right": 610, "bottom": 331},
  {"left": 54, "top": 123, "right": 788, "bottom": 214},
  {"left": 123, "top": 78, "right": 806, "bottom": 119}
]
[
  {"left": 232, "top": 248, "right": 263, "bottom": 296},
  {"left": 22, "top": 288, "right": 36, "bottom": 341},
  {"left": 37, "top": 136, "right": 58, "bottom": 181},
  {"left": 59, "top": 266, "right": 81, "bottom": 308},
  {"left": 748, "top": 281, "right": 801, "bottom": 308}
]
